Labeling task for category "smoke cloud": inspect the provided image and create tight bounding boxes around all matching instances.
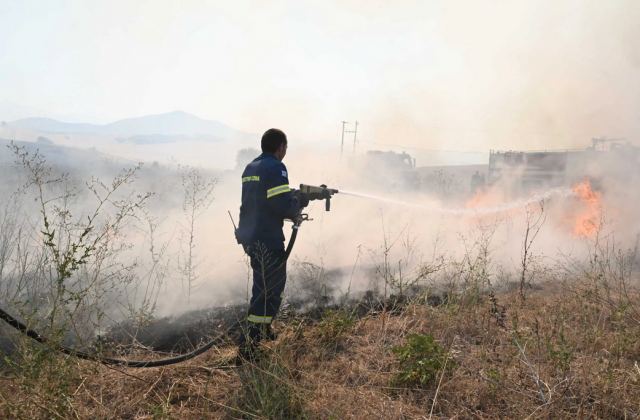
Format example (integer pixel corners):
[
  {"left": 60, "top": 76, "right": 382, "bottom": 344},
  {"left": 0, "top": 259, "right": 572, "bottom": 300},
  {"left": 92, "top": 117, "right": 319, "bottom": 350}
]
[{"left": 1, "top": 1, "right": 640, "bottom": 322}]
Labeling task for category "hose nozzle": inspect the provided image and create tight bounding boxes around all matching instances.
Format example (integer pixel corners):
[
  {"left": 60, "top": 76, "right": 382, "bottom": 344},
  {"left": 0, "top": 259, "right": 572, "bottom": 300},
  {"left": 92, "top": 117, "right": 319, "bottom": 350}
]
[{"left": 299, "top": 184, "right": 339, "bottom": 211}]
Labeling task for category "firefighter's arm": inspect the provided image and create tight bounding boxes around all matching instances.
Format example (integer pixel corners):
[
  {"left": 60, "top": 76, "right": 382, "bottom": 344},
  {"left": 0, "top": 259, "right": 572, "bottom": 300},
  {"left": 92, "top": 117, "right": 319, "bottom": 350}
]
[{"left": 264, "top": 164, "right": 302, "bottom": 219}]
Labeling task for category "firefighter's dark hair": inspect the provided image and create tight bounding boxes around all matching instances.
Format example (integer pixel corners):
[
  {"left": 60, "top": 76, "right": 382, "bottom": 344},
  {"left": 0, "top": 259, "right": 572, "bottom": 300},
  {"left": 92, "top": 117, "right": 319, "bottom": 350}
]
[{"left": 261, "top": 128, "right": 287, "bottom": 153}]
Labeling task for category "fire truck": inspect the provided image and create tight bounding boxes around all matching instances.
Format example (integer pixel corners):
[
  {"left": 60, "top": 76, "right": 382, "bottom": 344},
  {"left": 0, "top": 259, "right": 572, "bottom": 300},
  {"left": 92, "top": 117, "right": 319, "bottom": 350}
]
[{"left": 487, "top": 138, "right": 640, "bottom": 192}]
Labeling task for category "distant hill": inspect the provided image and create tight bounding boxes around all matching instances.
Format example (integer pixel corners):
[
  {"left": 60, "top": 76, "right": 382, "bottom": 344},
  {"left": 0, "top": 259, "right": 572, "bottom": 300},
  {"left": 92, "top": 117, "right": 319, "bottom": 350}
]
[
  {"left": 0, "top": 137, "right": 133, "bottom": 170},
  {"left": 8, "top": 117, "right": 99, "bottom": 134},
  {"left": 103, "top": 111, "right": 241, "bottom": 137},
  {"left": 8, "top": 111, "right": 253, "bottom": 143}
]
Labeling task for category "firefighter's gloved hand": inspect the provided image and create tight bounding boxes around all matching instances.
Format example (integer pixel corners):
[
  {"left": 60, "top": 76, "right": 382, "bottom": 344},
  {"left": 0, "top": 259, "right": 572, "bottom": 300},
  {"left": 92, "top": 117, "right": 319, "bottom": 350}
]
[
  {"left": 292, "top": 189, "right": 310, "bottom": 209},
  {"left": 292, "top": 212, "right": 304, "bottom": 226}
]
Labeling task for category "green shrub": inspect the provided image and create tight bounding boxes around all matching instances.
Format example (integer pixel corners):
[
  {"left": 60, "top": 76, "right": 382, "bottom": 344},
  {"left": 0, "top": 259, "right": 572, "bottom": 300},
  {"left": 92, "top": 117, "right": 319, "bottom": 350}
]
[
  {"left": 546, "top": 332, "right": 573, "bottom": 374},
  {"left": 233, "top": 355, "right": 306, "bottom": 419},
  {"left": 317, "top": 309, "right": 356, "bottom": 349},
  {"left": 2, "top": 341, "right": 81, "bottom": 418},
  {"left": 392, "top": 333, "right": 451, "bottom": 387}
]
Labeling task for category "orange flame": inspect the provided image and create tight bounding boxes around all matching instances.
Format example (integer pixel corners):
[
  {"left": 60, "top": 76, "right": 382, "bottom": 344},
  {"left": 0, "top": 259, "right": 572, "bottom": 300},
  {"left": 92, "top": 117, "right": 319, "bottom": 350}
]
[
  {"left": 465, "top": 187, "right": 505, "bottom": 209},
  {"left": 572, "top": 180, "right": 601, "bottom": 237}
]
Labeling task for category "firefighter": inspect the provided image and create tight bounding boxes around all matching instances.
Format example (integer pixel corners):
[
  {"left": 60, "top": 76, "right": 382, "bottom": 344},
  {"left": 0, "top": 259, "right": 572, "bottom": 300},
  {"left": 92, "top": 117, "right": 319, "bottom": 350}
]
[{"left": 235, "top": 128, "right": 308, "bottom": 360}]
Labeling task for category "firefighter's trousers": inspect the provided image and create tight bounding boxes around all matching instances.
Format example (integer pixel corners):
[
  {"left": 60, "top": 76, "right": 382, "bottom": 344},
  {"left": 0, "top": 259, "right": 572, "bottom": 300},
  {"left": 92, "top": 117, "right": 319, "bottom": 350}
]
[{"left": 243, "top": 245, "right": 287, "bottom": 342}]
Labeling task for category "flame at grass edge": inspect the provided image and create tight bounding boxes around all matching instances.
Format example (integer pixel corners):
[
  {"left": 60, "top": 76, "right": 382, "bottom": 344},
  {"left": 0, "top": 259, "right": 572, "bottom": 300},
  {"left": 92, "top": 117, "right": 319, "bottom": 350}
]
[{"left": 572, "top": 179, "right": 601, "bottom": 238}]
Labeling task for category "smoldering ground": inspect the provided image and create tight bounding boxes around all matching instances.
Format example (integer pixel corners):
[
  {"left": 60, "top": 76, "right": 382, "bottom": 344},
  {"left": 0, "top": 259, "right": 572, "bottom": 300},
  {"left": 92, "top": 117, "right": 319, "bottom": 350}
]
[{"left": 0, "top": 132, "right": 639, "bottom": 355}]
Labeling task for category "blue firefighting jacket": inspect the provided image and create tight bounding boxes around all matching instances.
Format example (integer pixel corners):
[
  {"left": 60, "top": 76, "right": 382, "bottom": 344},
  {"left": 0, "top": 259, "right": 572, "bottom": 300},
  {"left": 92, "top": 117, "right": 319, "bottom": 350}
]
[{"left": 236, "top": 153, "right": 301, "bottom": 250}]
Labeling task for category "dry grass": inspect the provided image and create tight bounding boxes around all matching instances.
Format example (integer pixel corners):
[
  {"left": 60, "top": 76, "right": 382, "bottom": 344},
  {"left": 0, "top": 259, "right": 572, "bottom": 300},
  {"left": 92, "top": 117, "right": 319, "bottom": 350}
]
[{"left": 1, "top": 279, "right": 639, "bottom": 419}]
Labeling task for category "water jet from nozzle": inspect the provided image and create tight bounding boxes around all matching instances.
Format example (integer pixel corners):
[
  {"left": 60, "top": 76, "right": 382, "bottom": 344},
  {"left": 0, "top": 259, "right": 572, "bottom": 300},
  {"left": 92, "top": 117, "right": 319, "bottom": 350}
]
[{"left": 339, "top": 188, "right": 574, "bottom": 216}]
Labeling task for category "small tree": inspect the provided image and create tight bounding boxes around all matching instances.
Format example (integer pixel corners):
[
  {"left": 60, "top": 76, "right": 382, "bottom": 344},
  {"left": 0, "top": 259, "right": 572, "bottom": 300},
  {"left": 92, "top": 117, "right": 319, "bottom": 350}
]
[
  {"left": 10, "top": 142, "right": 151, "bottom": 337},
  {"left": 179, "top": 166, "right": 217, "bottom": 299},
  {"left": 235, "top": 148, "right": 260, "bottom": 170}
]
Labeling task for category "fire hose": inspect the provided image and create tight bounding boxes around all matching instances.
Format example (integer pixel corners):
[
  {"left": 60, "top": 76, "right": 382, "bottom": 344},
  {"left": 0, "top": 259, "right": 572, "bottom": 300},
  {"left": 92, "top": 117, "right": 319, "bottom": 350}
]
[
  {"left": 0, "top": 306, "right": 220, "bottom": 368},
  {"left": 0, "top": 184, "right": 338, "bottom": 368}
]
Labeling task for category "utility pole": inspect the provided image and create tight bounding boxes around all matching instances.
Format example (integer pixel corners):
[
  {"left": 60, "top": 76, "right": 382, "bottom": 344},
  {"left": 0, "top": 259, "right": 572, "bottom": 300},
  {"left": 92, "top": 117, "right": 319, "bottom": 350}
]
[
  {"left": 340, "top": 120, "right": 359, "bottom": 158},
  {"left": 340, "top": 121, "right": 347, "bottom": 159}
]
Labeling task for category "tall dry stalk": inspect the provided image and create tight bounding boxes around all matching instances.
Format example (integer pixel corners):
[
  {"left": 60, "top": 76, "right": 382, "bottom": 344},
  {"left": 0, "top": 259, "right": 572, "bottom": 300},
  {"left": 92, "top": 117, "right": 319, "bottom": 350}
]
[
  {"left": 179, "top": 166, "right": 216, "bottom": 299},
  {"left": 520, "top": 201, "right": 546, "bottom": 301}
]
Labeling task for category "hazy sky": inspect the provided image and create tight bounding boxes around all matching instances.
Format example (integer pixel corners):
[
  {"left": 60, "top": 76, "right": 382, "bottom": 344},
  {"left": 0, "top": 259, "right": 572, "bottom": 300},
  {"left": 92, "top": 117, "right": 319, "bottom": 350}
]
[{"left": 1, "top": 0, "right": 639, "bottom": 150}]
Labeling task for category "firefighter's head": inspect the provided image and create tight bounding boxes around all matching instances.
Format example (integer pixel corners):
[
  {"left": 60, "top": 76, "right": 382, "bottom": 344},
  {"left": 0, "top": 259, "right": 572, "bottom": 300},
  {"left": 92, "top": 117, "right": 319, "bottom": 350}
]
[{"left": 261, "top": 128, "right": 288, "bottom": 161}]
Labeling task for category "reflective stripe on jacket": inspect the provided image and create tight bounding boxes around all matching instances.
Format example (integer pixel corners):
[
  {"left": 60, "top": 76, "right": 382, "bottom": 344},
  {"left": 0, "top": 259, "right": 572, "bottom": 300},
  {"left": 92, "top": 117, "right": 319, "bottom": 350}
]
[{"left": 236, "top": 153, "right": 300, "bottom": 249}]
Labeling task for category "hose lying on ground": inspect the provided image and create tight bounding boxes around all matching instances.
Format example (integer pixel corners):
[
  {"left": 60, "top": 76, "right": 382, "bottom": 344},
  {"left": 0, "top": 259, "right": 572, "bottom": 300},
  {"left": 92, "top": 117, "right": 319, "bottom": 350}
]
[
  {"left": 0, "top": 223, "right": 301, "bottom": 368},
  {"left": 0, "top": 306, "right": 222, "bottom": 368}
]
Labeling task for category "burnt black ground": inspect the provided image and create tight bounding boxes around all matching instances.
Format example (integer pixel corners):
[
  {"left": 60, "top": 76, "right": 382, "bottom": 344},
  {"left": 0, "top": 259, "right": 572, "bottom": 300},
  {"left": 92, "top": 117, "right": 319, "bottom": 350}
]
[
  {"left": 101, "top": 305, "right": 248, "bottom": 353},
  {"left": 0, "top": 287, "right": 447, "bottom": 361}
]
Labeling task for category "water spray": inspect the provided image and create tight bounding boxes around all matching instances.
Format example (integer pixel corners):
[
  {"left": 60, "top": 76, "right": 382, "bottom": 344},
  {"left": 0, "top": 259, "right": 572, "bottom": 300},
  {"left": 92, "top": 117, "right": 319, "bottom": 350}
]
[{"left": 339, "top": 187, "right": 575, "bottom": 216}]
